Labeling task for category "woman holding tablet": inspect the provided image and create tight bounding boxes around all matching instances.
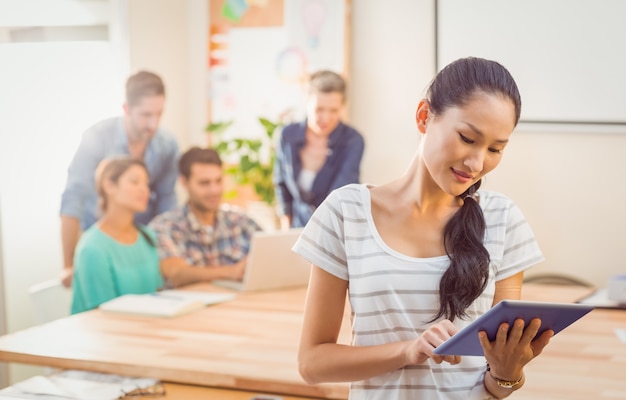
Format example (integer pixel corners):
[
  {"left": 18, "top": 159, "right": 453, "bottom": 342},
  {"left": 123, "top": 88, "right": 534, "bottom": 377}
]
[{"left": 294, "top": 57, "right": 551, "bottom": 399}]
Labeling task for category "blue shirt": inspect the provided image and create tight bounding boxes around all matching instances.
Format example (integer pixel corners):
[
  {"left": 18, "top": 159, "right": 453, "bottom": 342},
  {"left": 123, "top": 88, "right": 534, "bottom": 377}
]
[
  {"left": 71, "top": 225, "right": 164, "bottom": 314},
  {"left": 60, "top": 116, "right": 179, "bottom": 229},
  {"left": 273, "top": 120, "right": 365, "bottom": 227}
]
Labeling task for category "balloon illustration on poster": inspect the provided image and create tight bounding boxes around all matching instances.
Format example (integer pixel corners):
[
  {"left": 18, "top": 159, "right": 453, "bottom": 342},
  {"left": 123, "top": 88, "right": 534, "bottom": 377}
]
[
  {"left": 275, "top": 46, "right": 308, "bottom": 84},
  {"left": 302, "top": 0, "right": 327, "bottom": 48}
]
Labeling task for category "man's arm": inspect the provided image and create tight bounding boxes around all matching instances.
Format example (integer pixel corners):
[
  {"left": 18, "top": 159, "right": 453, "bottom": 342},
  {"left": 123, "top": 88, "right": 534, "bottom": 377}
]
[
  {"left": 153, "top": 137, "right": 180, "bottom": 215},
  {"left": 59, "top": 125, "right": 105, "bottom": 287},
  {"left": 149, "top": 214, "right": 248, "bottom": 288},
  {"left": 60, "top": 216, "right": 81, "bottom": 287},
  {"left": 160, "top": 257, "right": 246, "bottom": 288}
]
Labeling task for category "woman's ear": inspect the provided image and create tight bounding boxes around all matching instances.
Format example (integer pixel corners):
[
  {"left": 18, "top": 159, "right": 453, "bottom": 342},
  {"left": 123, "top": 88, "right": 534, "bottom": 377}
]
[
  {"left": 416, "top": 100, "right": 430, "bottom": 134},
  {"left": 101, "top": 178, "right": 115, "bottom": 197}
]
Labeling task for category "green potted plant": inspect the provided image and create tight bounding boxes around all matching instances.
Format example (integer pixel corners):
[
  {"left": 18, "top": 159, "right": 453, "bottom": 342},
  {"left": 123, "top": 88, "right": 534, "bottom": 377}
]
[{"left": 206, "top": 117, "right": 280, "bottom": 206}]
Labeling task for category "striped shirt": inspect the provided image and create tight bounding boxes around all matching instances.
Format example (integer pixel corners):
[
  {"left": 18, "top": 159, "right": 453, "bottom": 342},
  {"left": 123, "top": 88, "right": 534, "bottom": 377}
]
[{"left": 293, "top": 184, "right": 543, "bottom": 400}]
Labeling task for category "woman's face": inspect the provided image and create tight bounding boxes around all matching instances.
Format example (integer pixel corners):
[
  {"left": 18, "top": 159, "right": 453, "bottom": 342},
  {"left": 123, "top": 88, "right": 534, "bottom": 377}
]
[
  {"left": 419, "top": 93, "right": 516, "bottom": 197},
  {"left": 306, "top": 91, "right": 344, "bottom": 137},
  {"left": 106, "top": 165, "right": 150, "bottom": 213}
]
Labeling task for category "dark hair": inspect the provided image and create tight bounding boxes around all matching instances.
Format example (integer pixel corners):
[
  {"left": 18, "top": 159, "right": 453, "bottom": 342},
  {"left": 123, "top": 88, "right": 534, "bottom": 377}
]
[
  {"left": 96, "top": 157, "right": 155, "bottom": 247},
  {"left": 426, "top": 57, "right": 521, "bottom": 322},
  {"left": 179, "top": 147, "right": 222, "bottom": 179},
  {"left": 309, "top": 70, "right": 347, "bottom": 100},
  {"left": 126, "top": 70, "right": 165, "bottom": 106}
]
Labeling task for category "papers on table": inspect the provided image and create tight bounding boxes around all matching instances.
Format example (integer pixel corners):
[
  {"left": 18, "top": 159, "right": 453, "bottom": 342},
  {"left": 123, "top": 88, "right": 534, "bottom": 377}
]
[
  {"left": 0, "top": 370, "right": 160, "bottom": 400},
  {"left": 99, "top": 290, "right": 236, "bottom": 318},
  {"left": 576, "top": 288, "right": 626, "bottom": 310},
  {"left": 615, "top": 329, "right": 626, "bottom": 344},
  {"left": 157, "top": 290, "right": 237, "bottom": 305}
]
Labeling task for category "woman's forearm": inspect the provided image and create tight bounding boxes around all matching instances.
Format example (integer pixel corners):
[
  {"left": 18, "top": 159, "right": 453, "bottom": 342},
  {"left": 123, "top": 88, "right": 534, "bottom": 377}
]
[{"left": 299, "top": 340, "right": 411, "bottom": 384}]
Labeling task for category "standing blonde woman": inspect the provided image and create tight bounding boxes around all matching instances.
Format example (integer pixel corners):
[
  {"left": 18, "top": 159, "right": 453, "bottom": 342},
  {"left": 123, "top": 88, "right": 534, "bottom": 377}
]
[
  {"left": 274, "top": 70, "right": 365, "bottom": 228},
  {"left": 71, "top": 157, "right": 164, "bottom": 314}
]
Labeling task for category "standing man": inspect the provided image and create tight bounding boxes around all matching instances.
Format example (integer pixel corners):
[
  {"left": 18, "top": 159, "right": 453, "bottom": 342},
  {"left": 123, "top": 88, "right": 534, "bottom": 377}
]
[
  {"left": 60, "top": 70, "right": 179, "bottom": 287},
  {"left": 149, "top": 147, "right": 261, "bottom": 288}
]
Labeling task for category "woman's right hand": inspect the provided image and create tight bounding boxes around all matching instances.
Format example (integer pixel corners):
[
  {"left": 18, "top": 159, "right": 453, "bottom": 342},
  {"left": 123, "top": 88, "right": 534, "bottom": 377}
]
[{"left": 405, "top": 320, "right": 462, "bottom": 366}]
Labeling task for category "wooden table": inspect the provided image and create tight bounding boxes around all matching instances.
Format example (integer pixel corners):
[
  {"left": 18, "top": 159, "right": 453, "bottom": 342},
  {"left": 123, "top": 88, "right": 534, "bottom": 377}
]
[
  {"left": 0, "top": 284, "right": 625, "bottom": 399},
  {"left": 0, "top": 284, "right": 350, "bottom": 399},
  {"left": 130, "top": 383, "right": 318, "bottom": 399},
  {"left": 515, "top": 285, "right": 626, "bottom": 399}
]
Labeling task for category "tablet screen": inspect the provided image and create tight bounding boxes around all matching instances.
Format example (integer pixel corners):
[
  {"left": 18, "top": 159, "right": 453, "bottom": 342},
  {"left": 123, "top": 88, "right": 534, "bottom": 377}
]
[{"left": 433, "top": 300, "right": 593, "bottom": 356}]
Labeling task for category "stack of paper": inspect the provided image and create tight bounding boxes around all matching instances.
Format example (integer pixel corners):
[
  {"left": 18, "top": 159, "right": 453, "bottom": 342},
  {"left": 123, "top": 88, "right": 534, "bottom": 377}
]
[
  {"left": 0, "top": 370, "right": 159, "bottom": 400},
  {"left": 576, "top": 288, "right": 626, "bottom": 309},
  {"left": 99, "top": 290, "right": 236, "bottom": 318},
  {"left": 99, "top": 294, "right": 203, "bottom": 318},
  {"left": 156, "top": 290, "right": 237, "bottom": 305}
]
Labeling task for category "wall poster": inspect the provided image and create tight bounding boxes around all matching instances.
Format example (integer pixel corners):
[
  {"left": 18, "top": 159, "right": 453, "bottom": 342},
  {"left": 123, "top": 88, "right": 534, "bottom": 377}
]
[{"left": 207, "top": 0, "right": 351, "bottom": 148}]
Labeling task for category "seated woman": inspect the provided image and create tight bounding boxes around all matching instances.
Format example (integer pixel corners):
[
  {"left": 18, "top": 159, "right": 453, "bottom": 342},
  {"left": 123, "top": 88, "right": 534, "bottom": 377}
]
[{"left": 71, "top": 157, "right": 164, "bottom": 314}]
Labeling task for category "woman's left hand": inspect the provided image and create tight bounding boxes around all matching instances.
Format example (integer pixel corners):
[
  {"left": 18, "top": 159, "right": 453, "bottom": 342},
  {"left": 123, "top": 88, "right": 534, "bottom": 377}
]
[{"left": 478, "top": 318, "right": 553, "bottom": 380}]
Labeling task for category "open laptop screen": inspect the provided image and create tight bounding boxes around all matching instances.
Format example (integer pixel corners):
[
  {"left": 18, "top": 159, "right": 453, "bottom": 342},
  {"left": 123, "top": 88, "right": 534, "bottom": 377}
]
[{"left": 212, "top": 228, "right": 309, "bottom": 292}]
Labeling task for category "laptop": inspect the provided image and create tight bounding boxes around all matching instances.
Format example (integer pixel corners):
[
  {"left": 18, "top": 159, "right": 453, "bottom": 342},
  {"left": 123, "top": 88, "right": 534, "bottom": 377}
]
[{"left": 212, "top": 228, "right": 310, "bottom": 292}]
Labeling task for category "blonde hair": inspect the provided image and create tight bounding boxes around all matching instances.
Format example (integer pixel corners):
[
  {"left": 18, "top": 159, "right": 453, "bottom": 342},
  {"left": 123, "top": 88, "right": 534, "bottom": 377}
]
[{"left": 308, "top": 70, "right": 346, "bottom": 100}]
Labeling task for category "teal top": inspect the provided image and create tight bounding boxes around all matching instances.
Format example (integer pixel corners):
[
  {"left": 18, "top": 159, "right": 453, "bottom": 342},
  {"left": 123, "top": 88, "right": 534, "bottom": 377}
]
[{"left": 71, "top": 225, "right": 164, "bottom": 314}]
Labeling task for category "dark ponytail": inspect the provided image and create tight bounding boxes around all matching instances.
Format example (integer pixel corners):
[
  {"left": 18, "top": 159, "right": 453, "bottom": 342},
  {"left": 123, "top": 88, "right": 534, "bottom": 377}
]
[
  {"left": 425, "top": 57, "right": 521, "bottom": 322},
  {"left": 430, "top": 181, "right": 489, "bottom": 322}
]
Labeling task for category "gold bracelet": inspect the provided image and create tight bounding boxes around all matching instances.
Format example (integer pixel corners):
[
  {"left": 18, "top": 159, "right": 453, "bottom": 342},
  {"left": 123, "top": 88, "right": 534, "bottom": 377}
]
[{"left": 486, "top": 364, "right": 523, "bottom": 389}]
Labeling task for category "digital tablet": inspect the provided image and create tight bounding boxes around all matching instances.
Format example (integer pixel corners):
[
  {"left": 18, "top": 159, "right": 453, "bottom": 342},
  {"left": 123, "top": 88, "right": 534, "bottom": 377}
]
[{"left": 433, "top": 300, "right": 594, "bottom": 356}]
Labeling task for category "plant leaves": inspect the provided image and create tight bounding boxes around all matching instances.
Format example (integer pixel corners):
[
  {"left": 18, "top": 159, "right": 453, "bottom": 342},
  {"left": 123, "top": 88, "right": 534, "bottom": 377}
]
[
  {"left": 205, "top": 120, "right": 234, "bottom": 134},
  {"left": 259, "top": 117, "right": 278, "bottom": 139}
]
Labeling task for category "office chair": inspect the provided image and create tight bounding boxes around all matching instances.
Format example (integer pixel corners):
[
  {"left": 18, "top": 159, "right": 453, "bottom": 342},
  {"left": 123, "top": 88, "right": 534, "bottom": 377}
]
[
  {"left": 523, "top": 273, "right": 593, "bottom": 288},
  {"left": 28, "top": 279, "right": 72, "bottom": 325}
]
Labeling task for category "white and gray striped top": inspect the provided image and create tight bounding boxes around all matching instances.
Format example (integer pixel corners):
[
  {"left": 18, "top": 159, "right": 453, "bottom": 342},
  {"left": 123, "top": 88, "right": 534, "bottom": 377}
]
[{"left": 293, "top": 184, "right": 544, "bottom": 400}]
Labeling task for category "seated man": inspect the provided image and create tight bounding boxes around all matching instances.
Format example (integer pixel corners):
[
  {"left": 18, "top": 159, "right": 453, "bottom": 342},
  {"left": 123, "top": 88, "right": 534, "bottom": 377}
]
[{"left": 149, "top": 147, "right": 261, "bottom": 287}]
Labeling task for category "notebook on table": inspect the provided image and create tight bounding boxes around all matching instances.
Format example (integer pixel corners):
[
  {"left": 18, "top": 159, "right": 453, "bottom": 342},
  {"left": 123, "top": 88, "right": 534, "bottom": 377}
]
[
  {"left": 99, "top": 294, "right": 205, "bottom": 318},
  {"left": 98, "top": 291, "right": 235, "bottom": 318},
  {"left": 212, "top": 228, "right": 310, "bottom": 292}
]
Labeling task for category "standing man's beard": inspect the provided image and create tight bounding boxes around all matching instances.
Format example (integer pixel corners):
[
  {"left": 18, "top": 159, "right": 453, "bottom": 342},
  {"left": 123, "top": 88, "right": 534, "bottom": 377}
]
[{"left": 128, "top": 129, "right": 150, "bottom": 142}]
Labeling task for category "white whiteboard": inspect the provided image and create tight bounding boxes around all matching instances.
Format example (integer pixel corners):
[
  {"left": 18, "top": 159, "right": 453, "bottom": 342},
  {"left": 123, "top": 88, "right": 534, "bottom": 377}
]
[{"left": 437, "top": 0, "right": 626, "bottom": 125}]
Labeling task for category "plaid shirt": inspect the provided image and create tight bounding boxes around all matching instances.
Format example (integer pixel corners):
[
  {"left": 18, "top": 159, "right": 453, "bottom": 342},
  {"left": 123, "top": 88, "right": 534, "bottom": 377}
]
[{"left": 148, "top": 204, "right": 261, "bottom": 267}]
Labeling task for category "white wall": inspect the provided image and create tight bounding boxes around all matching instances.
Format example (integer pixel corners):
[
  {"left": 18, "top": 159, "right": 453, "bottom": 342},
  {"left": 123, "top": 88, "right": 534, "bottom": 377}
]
[
  {"left": 0, "top": 41, "right": 123, "bottom": 384},
  {"left": 127, "top": 0, "right": 209, "bottom": 152},
  {"left": 484, "top": 130, "right": 626, "bottom": 286},
  {"left": 0, "top": 205, "right": 6, "bottom": 387},
  {"left": 350, "top": 0, "right": 435, "bottom": 186},
  {"left": 0, "top": 0, "right": 124, "bottom": 385}
]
